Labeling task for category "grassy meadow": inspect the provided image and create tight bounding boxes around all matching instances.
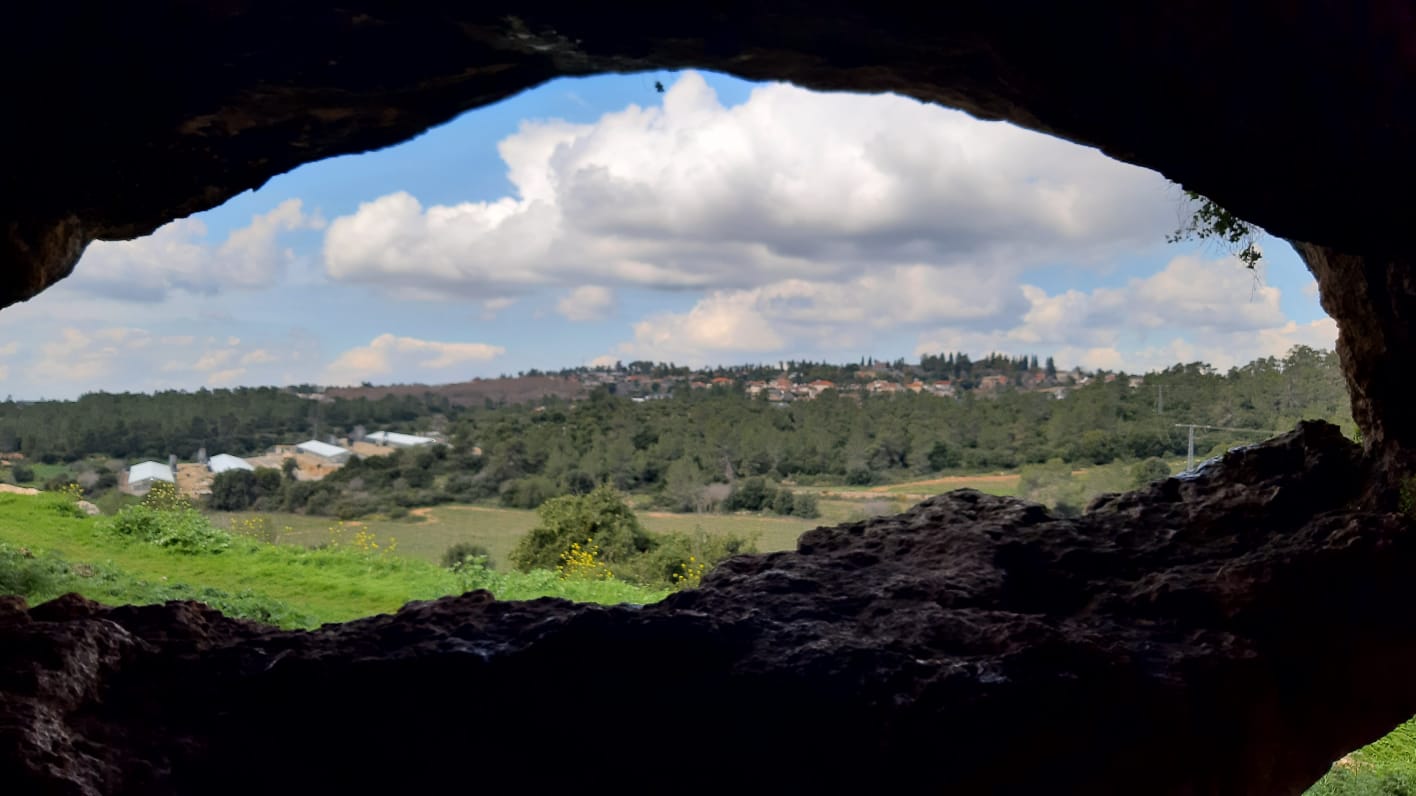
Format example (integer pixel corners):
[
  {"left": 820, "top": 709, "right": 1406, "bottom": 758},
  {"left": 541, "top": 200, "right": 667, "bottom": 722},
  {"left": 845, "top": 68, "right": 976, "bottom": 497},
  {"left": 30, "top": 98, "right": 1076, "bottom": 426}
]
[
  {"left": 209, "top": 457, "right": 1197, "bottom": 572},
  {"left": 210, "top": 501, "right": 863, "bottom": 570},
  {"left": 0, "top": 492, "right": 667, "bottom": 628}
]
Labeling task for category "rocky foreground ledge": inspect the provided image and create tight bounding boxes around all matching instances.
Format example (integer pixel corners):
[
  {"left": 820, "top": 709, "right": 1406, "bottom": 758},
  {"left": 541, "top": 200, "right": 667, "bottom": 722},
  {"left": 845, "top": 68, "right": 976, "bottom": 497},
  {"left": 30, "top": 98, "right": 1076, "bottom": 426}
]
[{"left": 2, "top": 421, "right": 1412, "bottom": 795}]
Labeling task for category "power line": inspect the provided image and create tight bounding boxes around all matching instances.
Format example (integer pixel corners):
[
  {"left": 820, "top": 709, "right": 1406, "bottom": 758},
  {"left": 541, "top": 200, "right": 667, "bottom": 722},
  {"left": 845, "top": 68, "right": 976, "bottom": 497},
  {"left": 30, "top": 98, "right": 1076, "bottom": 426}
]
[{"left": 1173, "top": 423, "right": 1277, "bottom": 472}]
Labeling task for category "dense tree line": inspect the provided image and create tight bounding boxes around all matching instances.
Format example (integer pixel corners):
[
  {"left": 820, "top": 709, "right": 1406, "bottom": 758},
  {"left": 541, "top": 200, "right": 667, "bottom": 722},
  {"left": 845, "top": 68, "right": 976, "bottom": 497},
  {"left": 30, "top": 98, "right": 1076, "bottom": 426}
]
[
  {"left": 460, "top": 346, "right": 1348, "bottom": 497},
  {"left": 538, "top": 351, "right": 1058, "bottom": 386},
  {"left": 0, "top": 389, "right": 460, "bottom": 463},
  {"left": 2, "top": 347, "right": 1350, "bottom": 520}
]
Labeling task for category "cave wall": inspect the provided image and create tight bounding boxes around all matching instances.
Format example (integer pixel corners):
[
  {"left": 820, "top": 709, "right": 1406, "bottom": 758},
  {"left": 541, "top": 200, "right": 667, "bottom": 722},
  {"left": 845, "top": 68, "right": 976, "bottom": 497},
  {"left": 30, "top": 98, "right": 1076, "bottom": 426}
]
[{"left": 6, "top": 1, "right": 1416, "bottom": 295}]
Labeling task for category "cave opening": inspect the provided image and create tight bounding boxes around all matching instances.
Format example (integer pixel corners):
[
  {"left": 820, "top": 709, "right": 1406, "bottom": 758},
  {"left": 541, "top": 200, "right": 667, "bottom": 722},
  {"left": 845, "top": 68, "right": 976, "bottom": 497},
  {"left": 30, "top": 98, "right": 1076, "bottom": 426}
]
[{"left": 5, "top": 5, "right": 1416, "bottom": 793}]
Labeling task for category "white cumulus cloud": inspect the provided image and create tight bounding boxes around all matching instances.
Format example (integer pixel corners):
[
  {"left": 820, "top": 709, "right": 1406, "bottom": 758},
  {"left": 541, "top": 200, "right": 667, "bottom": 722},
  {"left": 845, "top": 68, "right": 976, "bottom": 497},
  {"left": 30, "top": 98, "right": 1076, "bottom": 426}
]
[
  {"left": 322, "top": 72, "right": 1177, "bottom": 300},
  {"left": 74, "top": 199, "right": 322, "bottom": 301},
  {"left": 556, "top": 286, "right": 615, "bottom": 322},
  {"left": 913, "top": 255, "right": 1337, "bottom": 372},
  {"left": 322, "top": 334, "right": 506, "bottom": 386}
]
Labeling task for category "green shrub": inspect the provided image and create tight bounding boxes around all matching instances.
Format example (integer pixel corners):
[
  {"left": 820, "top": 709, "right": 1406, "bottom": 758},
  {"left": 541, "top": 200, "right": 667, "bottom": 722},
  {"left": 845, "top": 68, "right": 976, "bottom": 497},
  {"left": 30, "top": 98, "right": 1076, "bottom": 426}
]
[
  {"left": 1130, "top": 457, "right": 1172, "bottom": 488},
  {"left": 620, "top": 528, "right": 757, "bottom": 587},
  {"left": 43, "top": 472, "right": 76, "bottom": 491},
  {"left": 9, "top": 463, "right": 34, "bottom": 483},
  {"left": 450, "top": 555, "right": 667, "bottom": 605},
  {"left": 333, "top": 493, "right": 383, "bottom": 520},
  {"left": 791, "top": 491, "right": 821, "bottom": 519},
  {"left": 210, "top": 468, "right": 285, "bottom": 511},
  {"left": 441, "top": 541, "right": 493, "bottom": 570},
  {"left": 926, "top": 440, "right": 960, "bottom": 471},
  {"left": 142, "top": 481, "right": 192, "bottom": 512},
  {"left": 728, "top": 476, "right": 773, "bottom": 511},
  {"left": 47, "top": 498, "right": 89, "bottom": 519},
  {"left": 403, "top": 466, "right": 434, "bottom": 489},
  {"left": 845, "top": 467, "right": 875, "bottom": 486},
  {"left": 103, "top": 504, "right": 231, "bottom": 554},
  {"left": 0, "top": 542, "right": 60, "bottom": 596},
  {"left": 511, "top": 484, "right": 654, "bottom": 572},
  {"left": 499, "top": 475, "right": 558, "bottom": 510},
  {"left": 770, "top": 488, "right": 795, "bottom": 516}
]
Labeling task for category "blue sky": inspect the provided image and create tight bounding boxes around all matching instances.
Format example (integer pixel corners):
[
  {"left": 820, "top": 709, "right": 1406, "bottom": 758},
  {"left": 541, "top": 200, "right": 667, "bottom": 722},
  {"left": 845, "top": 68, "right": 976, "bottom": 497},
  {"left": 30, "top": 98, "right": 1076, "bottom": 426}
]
[{"left": 0, "top": 71, "right": 1334, "bottom": 399}]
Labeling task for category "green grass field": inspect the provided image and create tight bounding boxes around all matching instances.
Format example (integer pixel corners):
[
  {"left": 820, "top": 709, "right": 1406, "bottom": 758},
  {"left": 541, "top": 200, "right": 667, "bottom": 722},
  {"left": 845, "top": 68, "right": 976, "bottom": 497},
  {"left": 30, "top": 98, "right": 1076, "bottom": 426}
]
[
  {"left": 0, "top": 493, "right": 667, "bottom": 628},
  {"left": 211, "top": 502, "right": 837, "bottom": 570},
  {"left": 2, "top": 461, "right": 71, "bottom": 486}
]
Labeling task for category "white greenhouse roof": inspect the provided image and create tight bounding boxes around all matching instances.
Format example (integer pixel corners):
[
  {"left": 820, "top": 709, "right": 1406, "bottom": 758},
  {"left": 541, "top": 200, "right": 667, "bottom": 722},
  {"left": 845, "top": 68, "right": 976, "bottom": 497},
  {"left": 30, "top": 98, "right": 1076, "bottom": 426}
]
[
  {"left": 208, "top": 453, "right": 255, "bottom": 474},
  {"left": 296, "top": 439, "right": 349, "bottom": 458},
  {"left": 368, "top": 430, "right": 436, "bottom": 447},
  {"left": 128, "top": 461, "right": 175, "bottom": 483}
]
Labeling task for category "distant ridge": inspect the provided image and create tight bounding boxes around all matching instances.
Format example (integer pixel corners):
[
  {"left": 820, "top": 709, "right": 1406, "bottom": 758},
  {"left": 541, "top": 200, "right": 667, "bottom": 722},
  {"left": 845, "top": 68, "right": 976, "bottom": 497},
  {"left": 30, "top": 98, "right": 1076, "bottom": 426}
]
[{"left": 323, "top": 375, "right": 582, "bottom": 406}]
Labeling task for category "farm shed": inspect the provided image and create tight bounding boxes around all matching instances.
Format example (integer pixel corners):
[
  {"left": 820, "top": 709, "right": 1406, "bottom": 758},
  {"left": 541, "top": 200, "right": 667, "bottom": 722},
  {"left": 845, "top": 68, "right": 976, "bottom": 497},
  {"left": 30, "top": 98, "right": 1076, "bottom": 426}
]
[{"left": 295, "top": 440, "right": 351, "bottom": 464}]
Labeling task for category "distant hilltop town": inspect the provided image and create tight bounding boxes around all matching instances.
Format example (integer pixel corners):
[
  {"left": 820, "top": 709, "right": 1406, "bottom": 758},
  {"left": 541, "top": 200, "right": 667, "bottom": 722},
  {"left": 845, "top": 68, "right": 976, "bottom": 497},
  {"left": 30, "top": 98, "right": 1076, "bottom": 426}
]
[
  {"left": 565, "top": 353, "right": 1143, "bottom": 404},
  {"left": 313, "top": 352, "right": 1150, "bottom": 408}
]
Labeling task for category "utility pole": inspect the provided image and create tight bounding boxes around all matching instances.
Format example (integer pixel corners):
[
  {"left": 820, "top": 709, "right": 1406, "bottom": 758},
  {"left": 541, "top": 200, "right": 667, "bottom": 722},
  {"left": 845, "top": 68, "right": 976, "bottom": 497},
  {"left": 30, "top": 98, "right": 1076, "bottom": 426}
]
[{"left": 1173, "top": 424, "right": 1275, "bottom": 472}]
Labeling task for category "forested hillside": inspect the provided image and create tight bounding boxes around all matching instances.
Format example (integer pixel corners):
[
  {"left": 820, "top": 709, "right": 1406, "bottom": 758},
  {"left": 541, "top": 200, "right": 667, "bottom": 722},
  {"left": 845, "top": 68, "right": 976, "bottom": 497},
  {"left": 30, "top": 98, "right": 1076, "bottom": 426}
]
[
  {"left": 458, "top": 346, "right": 1349, "bottom": 497},
  {"left": 0, "top": 389, "right": 456, "bottom": 462},
  {"left": 2, "top": 347, "right": 1350, "bottom": 520}
]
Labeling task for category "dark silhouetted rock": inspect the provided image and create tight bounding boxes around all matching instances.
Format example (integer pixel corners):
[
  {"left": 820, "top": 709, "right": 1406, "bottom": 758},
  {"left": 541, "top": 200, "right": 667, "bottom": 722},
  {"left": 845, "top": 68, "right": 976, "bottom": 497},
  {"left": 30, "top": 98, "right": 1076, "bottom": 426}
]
[{"left": 1, "top": 421, "right": 1408, "bottom": 795}]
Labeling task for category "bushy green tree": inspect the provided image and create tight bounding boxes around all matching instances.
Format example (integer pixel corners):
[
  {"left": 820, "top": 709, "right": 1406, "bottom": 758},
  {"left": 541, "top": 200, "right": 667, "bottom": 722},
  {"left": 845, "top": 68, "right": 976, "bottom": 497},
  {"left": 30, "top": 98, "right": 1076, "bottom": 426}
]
[
  {"left": 791, "top": 491, "right": 820, "bottom": 519},
  {"left": 499, "top": 475, "right": 558, "bottom": 509},
  {"left": 510, "top": 484, "right": 654, "bottom": 572},
  {"left": 440, "top": 541, "right": 493, "bottom": 569},
  {"left": 1130, "top": 457, "right": 1172, "bottom": 487},
  {"left": 622, "top": 528, "right": 757, "bottom": 586},
  {"left": 728, "top": 476, "right": 773, "bottom": 512},
  {"left": 770, "top": 488, "right": 795, "bottom": 516},
  {"left": 9, "top": 463, "right": 34, "bottom": 483},
  {"left": 926, "top": 440, "right": 959, "bottom": 471},
  {"left": 208, "top": 467, "right": 284, "bottom": 511}
]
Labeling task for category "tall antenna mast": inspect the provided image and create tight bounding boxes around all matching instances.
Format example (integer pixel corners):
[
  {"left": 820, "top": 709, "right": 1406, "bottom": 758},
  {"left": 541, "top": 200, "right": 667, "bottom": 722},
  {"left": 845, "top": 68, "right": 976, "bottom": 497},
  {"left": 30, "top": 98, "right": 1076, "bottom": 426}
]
[{"left": 1173, "top": 424, "right": 1275, "bottom": 472}]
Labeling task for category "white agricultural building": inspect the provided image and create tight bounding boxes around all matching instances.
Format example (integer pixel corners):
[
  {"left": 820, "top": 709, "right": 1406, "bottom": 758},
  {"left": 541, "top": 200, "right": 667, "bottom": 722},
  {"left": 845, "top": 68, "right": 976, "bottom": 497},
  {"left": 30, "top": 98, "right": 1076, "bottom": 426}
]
[
  {"left": 208, "top": 453, "right": 255, "bottom": 474},
  {"left": 296, "top": 439, "right": 351, "bottom": 464},
  {"left": 366, "top": 430, "right": 437, "bottom": 448},
  {"left": 126, "top": 460, "right": 175, "bottom": 495}
]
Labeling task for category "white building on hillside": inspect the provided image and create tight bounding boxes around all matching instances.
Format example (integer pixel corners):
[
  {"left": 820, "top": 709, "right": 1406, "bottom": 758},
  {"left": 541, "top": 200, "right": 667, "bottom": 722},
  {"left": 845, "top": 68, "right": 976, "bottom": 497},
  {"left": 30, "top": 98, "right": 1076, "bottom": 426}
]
[
  {"left": 126, "top": 460, "right": 175, "bottom": 495},
  {"left": 208, "top": 453, "right": 255, "bottom": 474},
  {"left": 296, "top": 439, "right": 351, "bottom": 464},
  {"left": 367, "top": 430, "right": 437, "bottom": 448}
]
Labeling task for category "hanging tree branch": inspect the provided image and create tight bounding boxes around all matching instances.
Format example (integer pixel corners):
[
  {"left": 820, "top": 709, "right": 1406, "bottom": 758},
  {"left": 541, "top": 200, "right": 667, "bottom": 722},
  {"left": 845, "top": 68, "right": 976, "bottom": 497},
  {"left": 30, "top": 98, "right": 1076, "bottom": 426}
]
[{"left": 1167, "top": 190, "right": 1264, "bottom": 270}]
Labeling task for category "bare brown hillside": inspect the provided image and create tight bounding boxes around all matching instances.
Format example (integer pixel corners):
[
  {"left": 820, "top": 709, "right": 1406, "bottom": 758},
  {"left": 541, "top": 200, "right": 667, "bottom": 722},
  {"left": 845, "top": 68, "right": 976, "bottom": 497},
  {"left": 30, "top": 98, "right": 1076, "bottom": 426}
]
[{"left": 324, "top": 376, "right": 583, "bottom": 407}]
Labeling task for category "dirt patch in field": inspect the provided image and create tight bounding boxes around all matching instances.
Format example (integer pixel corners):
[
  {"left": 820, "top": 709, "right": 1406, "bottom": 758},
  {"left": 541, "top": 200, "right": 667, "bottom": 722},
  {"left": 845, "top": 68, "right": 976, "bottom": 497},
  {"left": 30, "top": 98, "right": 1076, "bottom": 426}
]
[
  {"left": 0, "top": 484, "right": 40, "bottom": 495},
  {"left": 175, "top": 463, "right": 213, "bottom": 498},
  {"left": 350, "top": 442, "right": 397, "bottom": 458},
  {"left": 244, "top": 452, "right": 341, "bottom": 482}
]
